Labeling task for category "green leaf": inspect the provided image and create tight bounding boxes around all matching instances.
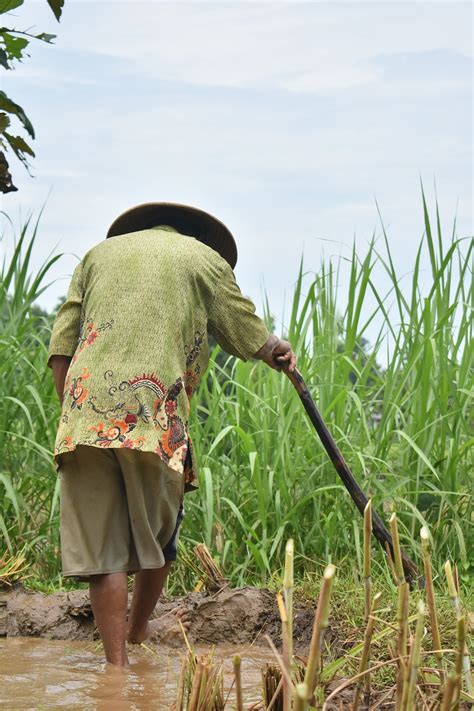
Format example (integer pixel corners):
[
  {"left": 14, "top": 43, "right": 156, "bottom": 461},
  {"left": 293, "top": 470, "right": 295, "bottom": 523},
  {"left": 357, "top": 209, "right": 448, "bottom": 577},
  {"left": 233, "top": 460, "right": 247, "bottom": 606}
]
[
  {"left": 0, "top": 0, "right": 24, "bottom": 15},
  {"left": 0, "top": 31, "right": 28, "bottom": 60},
  {"left": 0, "top": 47, "right": 9, "bottom": 69},
  {"left": 0, "top": 91, "right": 34, "bottom": 138},
  {"left": 4, "top": 131, "right": 35, "bottom": 164},
  {"left": 0, "top": 111, "right": 10, "bottom": 132},
  {"left": 35, "top": 32, "right": 56, "bottom": 44},
  {"left": 47, "top": 0, "right": 64, "bottom": 21}
]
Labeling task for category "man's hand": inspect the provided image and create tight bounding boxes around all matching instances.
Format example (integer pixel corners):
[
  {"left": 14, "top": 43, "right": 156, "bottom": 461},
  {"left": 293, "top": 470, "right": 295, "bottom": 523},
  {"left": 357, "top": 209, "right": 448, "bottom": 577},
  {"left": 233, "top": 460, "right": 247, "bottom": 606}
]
[
  {"left": 253, "top": 334, "right": 297, "bottom": 372},
  {"left": 49, "top": 355, "right": 72, "bottom": 405}
]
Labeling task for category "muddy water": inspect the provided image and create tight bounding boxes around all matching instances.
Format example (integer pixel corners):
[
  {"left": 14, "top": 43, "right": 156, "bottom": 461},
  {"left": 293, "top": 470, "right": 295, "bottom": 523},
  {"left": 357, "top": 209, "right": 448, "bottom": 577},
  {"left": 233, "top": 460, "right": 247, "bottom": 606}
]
[{"left": 0, "top": 637, "right": 273, "bottom": 709}]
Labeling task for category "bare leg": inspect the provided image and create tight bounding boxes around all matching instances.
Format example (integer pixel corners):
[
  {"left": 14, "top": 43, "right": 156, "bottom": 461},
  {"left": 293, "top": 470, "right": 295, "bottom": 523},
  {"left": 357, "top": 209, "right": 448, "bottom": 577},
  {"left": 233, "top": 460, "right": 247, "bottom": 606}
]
[
  {"left": 126, "top": 563, "right": 173, "bottom": 643},
  {"left": 89, "top": 572, "right": 129, "bottom": 667}
]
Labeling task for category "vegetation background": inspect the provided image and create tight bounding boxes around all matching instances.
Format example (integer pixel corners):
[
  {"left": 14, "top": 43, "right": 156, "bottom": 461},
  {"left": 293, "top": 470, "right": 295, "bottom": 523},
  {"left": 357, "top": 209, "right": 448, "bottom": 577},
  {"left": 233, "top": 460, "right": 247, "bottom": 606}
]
[{"left": 1, "top": 194, "right": 472, "bottom": 594}]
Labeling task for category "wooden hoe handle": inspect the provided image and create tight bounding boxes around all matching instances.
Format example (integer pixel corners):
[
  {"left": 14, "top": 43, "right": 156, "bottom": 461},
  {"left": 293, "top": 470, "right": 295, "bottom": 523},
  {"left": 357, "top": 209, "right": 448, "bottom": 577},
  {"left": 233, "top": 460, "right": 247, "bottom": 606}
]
[{"left": 283, "top": 365, "right": 422, "bottom": 587}]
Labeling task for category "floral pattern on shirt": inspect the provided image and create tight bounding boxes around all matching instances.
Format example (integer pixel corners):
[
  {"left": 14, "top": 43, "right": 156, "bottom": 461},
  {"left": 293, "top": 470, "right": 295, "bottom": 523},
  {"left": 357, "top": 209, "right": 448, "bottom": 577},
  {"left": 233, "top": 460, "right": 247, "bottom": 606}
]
[{"left": 55, "top": 328, "right": 205, "bottom": 487}]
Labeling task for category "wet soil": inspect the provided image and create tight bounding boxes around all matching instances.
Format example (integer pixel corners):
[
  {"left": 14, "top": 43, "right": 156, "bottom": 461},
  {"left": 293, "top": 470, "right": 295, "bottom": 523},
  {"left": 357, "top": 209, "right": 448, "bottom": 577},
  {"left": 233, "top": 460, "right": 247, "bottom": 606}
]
[
  {"left": 0, "top": 584, "right": 317, "bottom": 651},
  {"left": 0, "top": 586, "right": 317, "bottom": 709}
]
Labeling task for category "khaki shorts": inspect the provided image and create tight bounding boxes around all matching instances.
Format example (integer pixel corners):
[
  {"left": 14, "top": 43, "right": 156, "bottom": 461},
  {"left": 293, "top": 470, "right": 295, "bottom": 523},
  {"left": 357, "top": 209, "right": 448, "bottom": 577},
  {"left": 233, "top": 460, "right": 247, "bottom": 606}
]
[{"left": 58, "top": 445, "right": 185, "bottom": 580}]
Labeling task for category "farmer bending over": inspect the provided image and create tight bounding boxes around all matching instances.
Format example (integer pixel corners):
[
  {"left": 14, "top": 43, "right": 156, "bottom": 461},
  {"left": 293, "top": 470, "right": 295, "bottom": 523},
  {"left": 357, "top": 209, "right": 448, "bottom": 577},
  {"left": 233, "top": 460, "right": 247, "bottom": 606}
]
[{"left": 48, "top": 202, "right": 297, "bottom": 667}]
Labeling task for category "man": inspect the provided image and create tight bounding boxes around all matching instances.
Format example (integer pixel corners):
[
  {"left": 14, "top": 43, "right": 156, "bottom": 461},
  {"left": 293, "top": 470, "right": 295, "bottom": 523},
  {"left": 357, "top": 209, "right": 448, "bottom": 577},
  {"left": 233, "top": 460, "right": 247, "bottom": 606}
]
[{"left": 48, "top": 202, "right": 297, "bottom": 667}]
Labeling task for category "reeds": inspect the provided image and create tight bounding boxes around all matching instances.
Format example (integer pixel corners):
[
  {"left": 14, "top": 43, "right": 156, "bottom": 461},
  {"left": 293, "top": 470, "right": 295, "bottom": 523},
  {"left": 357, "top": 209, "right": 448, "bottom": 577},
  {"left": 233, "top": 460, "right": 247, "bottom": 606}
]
[
  {"left": 363, "top": 500, "right": 372, "bottom": 623},
  {"left": 420, "top": 526, "right": 443, "bottom": 683},
  {"left": 445, "top": 560, "right": 472, "bottom": 697},
  {"left": 400, "top": 599, "right": 425, "bottom": 710},
  {"left": 193, "top": 543, "right": 226, "bottom": 591},
  {"left": 0, "top": 547, "right": 29, "bottom": 585},
  {"left": 351, "top": 591, "right": 382, "bottom": 710},
  {"left": 240, "top": 523, "right": 473, "bottom": 708},
  {"left": 262, "top": 664, "right": 283, "bottom": 710},
  {"left": 232, "top": 655, "right": 243, "bottom": 711},
  {"left": 176, "top": 651, "right": 225, "bottom": 711},
  {"left": 303, "top": 564, "right": 336, "bottom": 707}
]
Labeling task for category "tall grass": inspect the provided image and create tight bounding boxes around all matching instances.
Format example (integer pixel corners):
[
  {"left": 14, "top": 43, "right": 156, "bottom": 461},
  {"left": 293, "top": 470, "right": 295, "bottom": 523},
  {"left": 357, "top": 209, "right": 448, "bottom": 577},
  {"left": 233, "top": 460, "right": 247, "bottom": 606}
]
[
  {"left": 0, "top": 212, "right": 63, "bottom": 577},
  {"left": 0, "top": 195, "right": 472, "bottom": 588}
]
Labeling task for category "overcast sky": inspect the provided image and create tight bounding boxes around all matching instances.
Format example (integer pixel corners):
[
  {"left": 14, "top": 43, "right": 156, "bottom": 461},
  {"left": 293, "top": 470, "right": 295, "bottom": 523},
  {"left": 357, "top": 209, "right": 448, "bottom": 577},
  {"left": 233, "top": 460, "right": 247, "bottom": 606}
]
[{"left": 1, "top": 1, "right": 472, "bottom": 347}]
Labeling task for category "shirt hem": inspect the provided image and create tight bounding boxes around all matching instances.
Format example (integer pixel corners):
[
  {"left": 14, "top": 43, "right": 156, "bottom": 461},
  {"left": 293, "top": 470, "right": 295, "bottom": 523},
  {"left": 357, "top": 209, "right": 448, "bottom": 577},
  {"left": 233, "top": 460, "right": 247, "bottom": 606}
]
[{"left": 53, "top": 442, "right": 198, "bottom": 492}]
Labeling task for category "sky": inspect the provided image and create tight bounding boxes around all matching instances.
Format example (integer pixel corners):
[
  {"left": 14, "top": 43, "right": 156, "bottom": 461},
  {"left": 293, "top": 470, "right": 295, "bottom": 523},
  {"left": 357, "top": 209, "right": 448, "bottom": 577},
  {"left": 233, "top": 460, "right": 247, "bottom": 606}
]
[{"left": 1, "top": 1, "right": 472, "bottom": 348}]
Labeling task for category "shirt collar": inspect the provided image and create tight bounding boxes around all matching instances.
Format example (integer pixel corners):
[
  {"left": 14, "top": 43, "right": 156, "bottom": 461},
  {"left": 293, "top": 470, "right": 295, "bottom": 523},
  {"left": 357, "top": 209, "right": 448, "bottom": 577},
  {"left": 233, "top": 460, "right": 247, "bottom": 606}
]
[{"left": 151, "top": 224, "right": 180, "bottom": 234}]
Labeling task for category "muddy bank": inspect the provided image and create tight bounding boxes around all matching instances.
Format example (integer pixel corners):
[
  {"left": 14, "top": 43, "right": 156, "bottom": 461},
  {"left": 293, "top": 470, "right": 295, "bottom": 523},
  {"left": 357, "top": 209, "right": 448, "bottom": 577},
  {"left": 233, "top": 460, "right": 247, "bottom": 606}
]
[{"left": 0, "top": 585, "right": 317, "bottom": 650}]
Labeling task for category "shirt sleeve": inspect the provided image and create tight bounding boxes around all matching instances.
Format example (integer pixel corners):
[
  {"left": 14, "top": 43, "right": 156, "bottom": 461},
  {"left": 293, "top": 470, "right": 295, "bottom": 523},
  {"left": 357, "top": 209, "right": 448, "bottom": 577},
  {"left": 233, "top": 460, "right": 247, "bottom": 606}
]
[
  {"left": 47, "top": 260, "right": 84, "bottom": 368},
  {"left": 207, "top": 261, "right": 270, "bottom": 361}
]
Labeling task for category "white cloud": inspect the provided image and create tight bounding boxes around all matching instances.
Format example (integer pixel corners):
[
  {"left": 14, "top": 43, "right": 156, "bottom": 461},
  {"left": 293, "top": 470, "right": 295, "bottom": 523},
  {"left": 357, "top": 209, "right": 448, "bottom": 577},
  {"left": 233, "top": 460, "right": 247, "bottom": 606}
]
[
  {"left": 0, "top": 0, "right": 471, "bottom": 347},
  {"left": 8, "top": 2, "right": 473, "bottom": 92}
]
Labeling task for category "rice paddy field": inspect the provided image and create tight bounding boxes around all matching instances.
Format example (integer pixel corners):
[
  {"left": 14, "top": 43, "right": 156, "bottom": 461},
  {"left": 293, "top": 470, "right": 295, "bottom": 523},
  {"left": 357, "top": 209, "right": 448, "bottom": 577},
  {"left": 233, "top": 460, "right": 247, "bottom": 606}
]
[{"left": 0, "top": 194, "right": 472, "bottom": 708}]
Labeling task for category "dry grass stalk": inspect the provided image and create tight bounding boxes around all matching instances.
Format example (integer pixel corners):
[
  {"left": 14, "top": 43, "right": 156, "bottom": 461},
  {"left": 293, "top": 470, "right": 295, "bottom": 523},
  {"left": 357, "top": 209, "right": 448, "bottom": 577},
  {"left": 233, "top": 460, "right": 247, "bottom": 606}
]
[
  {"left": 395, "top": 581, "right": 409, "bottom": 710},
  {"left": 193, "top": 543, "right": 226, "bottom": 591},
  {"left": 445, "top": 560, "right": 472, "bottom": 697},
  {"left": 177, "top": 651, "right": 224, "bottom": 711},
  {"left": 420, "top": 526, "right": 443, "bottom": 685},
  {"left": 363, "top": 500, "right": 372, "bottom": 623},
  {"left": 384, "top": 541, "right": 398, "bottom": 584},
  {"left": 283, "top": 538, "right": 294, "bottom": 670},
  {"left": 262, "top": 664, "right": 283, "bottom": 711},
  {"left": 453, "top": 616, "right": 466, "bottom": 710},
  {"left": 293, "top": 683, "right": 309, "bottom": 711},
  {"left": 389, "top": 513, "right": 404, "bottom": 585},
  {"left": 445, "top": 561, "right": 460, "bottom": 613},
  {"left": 303, "top": 563, "right": 336, "bottom": 707},
  {"left": 277, "top": 592, "right": 291, "bottom": 711},
  {"left": 174, "top": 656, "right": 188, "bottom": 711},
  {"left": 401, "top": 599, "right": 425, "bottom": 711},
  {"left": 0, "top": 549, "right": 29, "bottom": 586},
  {"left": 232, "top": 655, "right": 243, "bottom": 711},
  {"left": 351, "top": 591, "right": 382, "bottom": 711},
  {"left": 440, "top": 672, "right": 460, "bottom": 711},
  {"left": 188, "top": 659, "right": 203, "bottom": 711}
]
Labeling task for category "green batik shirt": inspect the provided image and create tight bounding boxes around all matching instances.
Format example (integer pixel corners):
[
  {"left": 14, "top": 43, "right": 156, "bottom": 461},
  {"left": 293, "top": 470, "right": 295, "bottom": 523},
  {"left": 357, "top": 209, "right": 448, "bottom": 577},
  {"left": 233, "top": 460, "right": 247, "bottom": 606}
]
[{"left": 47, "top": 225, "right": 270, "bottom": 490}]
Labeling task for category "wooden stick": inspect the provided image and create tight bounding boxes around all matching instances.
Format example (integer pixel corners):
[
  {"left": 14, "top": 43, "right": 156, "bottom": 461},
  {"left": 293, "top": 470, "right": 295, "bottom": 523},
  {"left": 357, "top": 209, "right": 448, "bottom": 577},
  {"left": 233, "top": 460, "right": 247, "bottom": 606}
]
[{"left": 283, "top": 366, "right": 421, "bottom": 586}]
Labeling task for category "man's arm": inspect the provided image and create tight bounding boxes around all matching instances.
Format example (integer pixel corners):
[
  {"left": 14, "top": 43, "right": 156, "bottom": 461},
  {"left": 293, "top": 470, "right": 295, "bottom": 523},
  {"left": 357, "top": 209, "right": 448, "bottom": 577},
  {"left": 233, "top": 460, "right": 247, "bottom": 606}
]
[
  {"left": 47, "top": 260, "right": 84, "bottom": 402},
  {"left": 207, "top": 260, "right": 297, "bottom": 369},
  {"left": 50, "top": 355, "right": 72, "bottom": 405}
]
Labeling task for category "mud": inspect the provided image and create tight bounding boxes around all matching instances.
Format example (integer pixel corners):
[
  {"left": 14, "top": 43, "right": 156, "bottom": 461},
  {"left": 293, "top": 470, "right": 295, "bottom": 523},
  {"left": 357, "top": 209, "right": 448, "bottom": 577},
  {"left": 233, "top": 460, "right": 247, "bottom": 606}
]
[
  {"left": 0, "top": 584, "right": 317, "bottom": 650},
  {"left": 0, "top": 637, "right": 273, "bottom": 709},
  {"left": 0, "top": 586, "right": 459, "bottom": 710}
]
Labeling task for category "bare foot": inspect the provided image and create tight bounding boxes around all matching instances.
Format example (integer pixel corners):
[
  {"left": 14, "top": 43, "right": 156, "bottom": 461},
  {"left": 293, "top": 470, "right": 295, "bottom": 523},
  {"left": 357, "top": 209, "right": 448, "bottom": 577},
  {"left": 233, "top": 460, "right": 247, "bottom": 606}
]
[{"left": 128, "top": 608, "right": 191, "bottom": 645}]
